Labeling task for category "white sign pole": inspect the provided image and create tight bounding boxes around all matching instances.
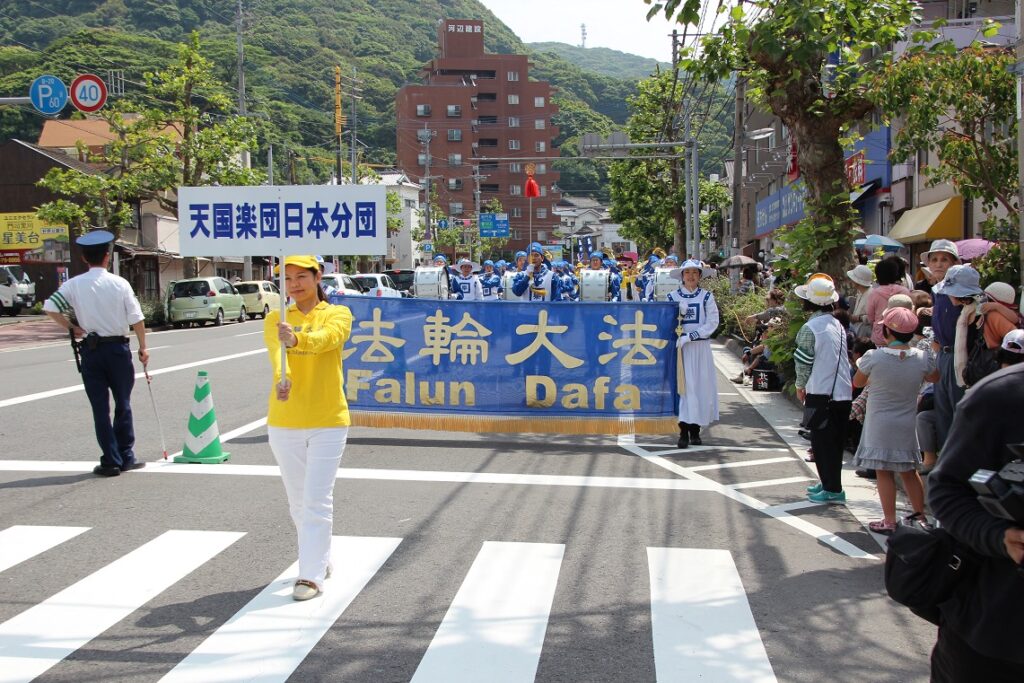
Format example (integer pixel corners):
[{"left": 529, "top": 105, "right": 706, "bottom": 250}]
[{"left": 278, "top": 251, "right": 288, "bottom": 392}]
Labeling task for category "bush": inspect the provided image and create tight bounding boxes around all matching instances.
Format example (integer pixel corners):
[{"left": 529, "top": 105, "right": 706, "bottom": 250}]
[
  {"left": 139, "top": 297, "right": 166, "bottom": 328},
  {"left": 706, "top": 276, "right": 779, "bottom": 341}
]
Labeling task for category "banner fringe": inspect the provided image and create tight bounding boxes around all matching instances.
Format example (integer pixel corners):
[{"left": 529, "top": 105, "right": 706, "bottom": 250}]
[{"left": 350, "top": 410, "right": 678, "bottom": 435}]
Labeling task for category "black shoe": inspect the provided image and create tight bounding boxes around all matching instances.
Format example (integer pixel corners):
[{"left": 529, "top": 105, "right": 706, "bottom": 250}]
[
  {"left": 689, "top": 425, "right": 702, "bottom": 446},
  {"left": 676, "top": 422, "right": 689, "bottom": 449},
  {"left": 121, "top": 461, "right": 146, "bottom": 472},
  {"left": 93, "top": 465, "right": 121, "bottom": 477},
  {"left": 855, "top": 468, "right": 876, "bottom": 480}
]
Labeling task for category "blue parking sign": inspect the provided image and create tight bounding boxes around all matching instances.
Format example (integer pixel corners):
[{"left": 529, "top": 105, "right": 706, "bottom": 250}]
[{"left": 30, "top": 75, "right": 68, "bottom": 115}]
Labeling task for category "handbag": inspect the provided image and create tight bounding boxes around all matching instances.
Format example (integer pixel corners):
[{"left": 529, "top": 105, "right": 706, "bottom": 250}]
[
  {"left": 884, "top": 523, "right": 976, "bottom": 625},
  {"left": 963, "top": 315, "right": 1000, "bottom": 387}
]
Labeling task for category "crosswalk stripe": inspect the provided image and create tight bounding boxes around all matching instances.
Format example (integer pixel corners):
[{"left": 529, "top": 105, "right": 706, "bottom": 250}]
[
  {"left": 160, "top": 535, "right": 402, "bottom": 683},
  {"left": 648, "top": 548, "right": 776, "bottom": 683},
  {"left": 0, "top": 526, "right": 89, "bottom": 574},
  {"left": 0, "top": 530, "right": 244, "bottom": 683},
  {"left": 411, "top": 541, "right": 564, "bottom": 683}
]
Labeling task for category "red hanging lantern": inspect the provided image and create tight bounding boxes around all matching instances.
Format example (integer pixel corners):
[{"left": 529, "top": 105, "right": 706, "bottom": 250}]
[{"left": 524, "top": 176, "right": 540, "bottom": 198}]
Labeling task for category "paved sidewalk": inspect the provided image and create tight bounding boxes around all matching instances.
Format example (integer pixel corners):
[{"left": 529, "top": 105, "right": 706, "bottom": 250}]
[
  {"left": 0, "top": 319, "right": 72, "bottom": 351},
  {"left": 712, "top": 342, "right": 903, "bottom": 551}
]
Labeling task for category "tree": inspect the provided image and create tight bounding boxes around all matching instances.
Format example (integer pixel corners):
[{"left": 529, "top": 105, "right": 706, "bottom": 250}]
[
  {"left": 649, "top": 0, "right": 920, "bottom": 278},
  {"left": 608, "top": 70, "right": 733, "bottom": 255},
  {"left": 872, "top": 41, "right": 1019, "bottom": 286},
  {"left": 37, "top": 32, "right": 264, "bottom": 277}
]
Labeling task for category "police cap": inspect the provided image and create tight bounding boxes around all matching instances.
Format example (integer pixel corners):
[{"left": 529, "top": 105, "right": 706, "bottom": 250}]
[{"left": 76, "top": 230, "right": 114, "bottom": 247}]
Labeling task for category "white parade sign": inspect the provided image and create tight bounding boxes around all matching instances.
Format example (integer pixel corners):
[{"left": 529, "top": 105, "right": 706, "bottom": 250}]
[
  {"left": 177, "top": 184, "right": 387, "bottom": 257},
  {"left": 69, "top": 74, "right": 107, "bottom": 113}
]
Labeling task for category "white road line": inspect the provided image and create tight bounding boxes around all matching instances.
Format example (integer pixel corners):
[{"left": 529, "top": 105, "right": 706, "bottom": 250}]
[
  {"left": 0, "top": 460, "right": 718, "bottom": 492},
  {"left": 0, "top": 526, "right": 89, "bottom": 574},
  {"left": 688, "top": 457, "right": 795, "bottom": 472},
  {"left": 412, "top": 541, "right": 564, "bottom": 683},
  {"left": 648, "top": 548, "right": 776, "bottom": 683},
  {"left": 634, "top": 444, "right": 791, "bottom": 454},
  {"left": 0, "top": 530, "right": 244, "bottom": 683},
  {"left": 762, "top": 501, "right": 821, "bottom": 514},
  {"left": 233, "top": 331, "right": 263, "bottom": 337},
  {"left": 65, "top": 345, "right": 172, "bottom": 362},
  {"left": 161, "top": 535, "right": 402, "bottom": 683},
  {"left": 0, "top": 349, "right": 264, "bottom": 409},
  {"left": 620, "top": 446, "right": 877, "bottom": 560},
  {"left": 727, "top": 476, "right": 813, "bottom": 490}
]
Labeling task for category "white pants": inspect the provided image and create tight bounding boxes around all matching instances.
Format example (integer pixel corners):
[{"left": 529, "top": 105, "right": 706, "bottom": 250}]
[{"left": 268, "top": 426, "right": 349, "bottom": 586}]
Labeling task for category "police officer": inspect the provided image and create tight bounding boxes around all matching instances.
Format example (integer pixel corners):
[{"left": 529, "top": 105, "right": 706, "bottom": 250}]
[
  {"left": 511, "top": 242, "right": 562, "bottom": 302},
  {"left": 43, "top": 230, "right": 149, "bottom": 477},
  {"left": 479, "top": 259, "right": 501, "bottom": 301},
  {"left": 452, "top": 258, "right": 484, "bottom": 300}
]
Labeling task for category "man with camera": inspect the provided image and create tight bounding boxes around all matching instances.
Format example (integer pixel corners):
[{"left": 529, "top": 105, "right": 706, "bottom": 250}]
[{"left": 928, "top": 362, "right": 1024, "bottom": 680}]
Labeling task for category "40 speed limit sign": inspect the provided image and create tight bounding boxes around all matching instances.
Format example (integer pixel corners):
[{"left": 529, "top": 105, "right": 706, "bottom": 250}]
[{"left": 69, "top": 74, "right": 108, "bottom": 113}]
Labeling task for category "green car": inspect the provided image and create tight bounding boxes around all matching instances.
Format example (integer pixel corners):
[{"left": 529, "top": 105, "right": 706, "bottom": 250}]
[{"left": 167, "top": 277, "right": 246, "bottom": 328}]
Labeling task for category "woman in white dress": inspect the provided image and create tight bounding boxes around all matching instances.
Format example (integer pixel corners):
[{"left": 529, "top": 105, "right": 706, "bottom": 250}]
[{"left": 667, "top": 259, "right": 720, "bottom": 448}]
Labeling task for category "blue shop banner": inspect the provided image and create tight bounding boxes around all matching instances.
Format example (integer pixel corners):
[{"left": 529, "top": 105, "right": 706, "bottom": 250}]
[{"left": 329, "top": 296, "right": 680, "bottom": 435}]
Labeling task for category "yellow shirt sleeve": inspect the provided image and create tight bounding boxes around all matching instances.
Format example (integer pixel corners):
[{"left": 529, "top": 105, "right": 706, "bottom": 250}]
[{"left": 295, "top": 305, "right": 352, "bottom": 354}]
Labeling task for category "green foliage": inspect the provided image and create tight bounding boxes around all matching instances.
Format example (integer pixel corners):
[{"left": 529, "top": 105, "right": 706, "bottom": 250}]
[
  {"left": 652, "top": 0, "right": 920, "bottom": 279},
  {"left": 872, "top": 45, "right": 1018, "bottom": 228},
  {"left": 528, "top": 42, "right": 669, "bottom": 81},
  {"left": 974, "top": 241, "right": 1021, "bottom": 290},
  {"left": 139, "top": 296, "right": 167, "bottom": 328}
]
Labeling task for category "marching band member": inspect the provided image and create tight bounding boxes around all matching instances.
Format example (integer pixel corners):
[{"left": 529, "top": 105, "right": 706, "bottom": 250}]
[
  {"left": 559, "top": 260, "right": 579, "bottom": 301},
  {"left": 479, "top": 260, "right": 501, "bottom": 301},
  {"left": 452, "top": 258, "right": 484, "bottom": 301},
  {"left": 511, "top": 242, "right": 563, "bottom": 302},
  {"left": 583, "top": 251, "right": 621, "bottom": 302},
  {"left": 645, "top": 254, "right": 679, "bottom": 301},
  {"left": 635, "top": 253, "right": 662, "bottom": 302},
  {"left": 431, "top": 254, "right": 455, "bottom": 296},
  {"left": 668, "top": 259, "right": 720, "bottom": 448},
  {"left": 513, "top": 250, "right": 528, "bottom": 272}
]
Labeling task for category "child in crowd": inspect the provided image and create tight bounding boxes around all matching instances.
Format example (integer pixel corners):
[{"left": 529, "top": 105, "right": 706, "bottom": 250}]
[{"left": 852, "top": 308, "right": 939, "bottom": 534}]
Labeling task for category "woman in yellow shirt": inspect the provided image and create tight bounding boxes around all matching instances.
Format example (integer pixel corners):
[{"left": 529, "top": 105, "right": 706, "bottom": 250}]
[{"left": 263, "top": 255, "right": 353, "bottom": 601}]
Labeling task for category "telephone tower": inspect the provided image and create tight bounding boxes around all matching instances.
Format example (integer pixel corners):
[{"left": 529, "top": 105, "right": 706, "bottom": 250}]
[{"left": 580, "top": 24, "right": 587, "bottom": 49}]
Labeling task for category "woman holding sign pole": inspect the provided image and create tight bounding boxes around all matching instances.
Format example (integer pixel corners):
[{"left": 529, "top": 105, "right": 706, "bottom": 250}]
[{"left": 264, "top": 255, "right": 354, "bottom": 601}]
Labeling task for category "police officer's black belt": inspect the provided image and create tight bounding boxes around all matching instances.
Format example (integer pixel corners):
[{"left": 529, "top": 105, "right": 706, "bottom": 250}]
[{"left": 87, "top": 334, "right": 129, "bottom": 344}]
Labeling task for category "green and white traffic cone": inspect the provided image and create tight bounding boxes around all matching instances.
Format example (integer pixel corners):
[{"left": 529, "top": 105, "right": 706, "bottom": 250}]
[{"left": 174, "top": 370, "right": 230, "bottom": 464}]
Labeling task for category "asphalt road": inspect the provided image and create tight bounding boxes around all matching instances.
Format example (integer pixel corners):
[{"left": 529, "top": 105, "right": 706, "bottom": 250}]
[{"left": 0, "top": 319, "right": 936, "bottom": 682}]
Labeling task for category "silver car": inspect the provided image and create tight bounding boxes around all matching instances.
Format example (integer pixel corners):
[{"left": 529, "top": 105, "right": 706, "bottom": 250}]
[{"left": 167, "top": 277, "right": 246, "bottom": 328}]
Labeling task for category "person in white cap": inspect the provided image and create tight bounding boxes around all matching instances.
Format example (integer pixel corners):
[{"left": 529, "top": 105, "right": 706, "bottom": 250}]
[
  {"left": 846, "top": 263, "right": 874, "bottom": 337},
  {"left": 982, "top": 281, "right": 1022, "bottom": 327},
  {"left": 451, "top": 258, "right": 484, "bottom": 301},
  {"left": 921, "top": 238, "right": 963, "bottom": 452},
  {"left": 793, "top": 273, "right": 852, "bottom": 504},
  {"left": 667, "top": 259, "right": 719, "bottom": 448},
  {"left": 997, "top": 328, "right": 1024, "bottom": 369}
]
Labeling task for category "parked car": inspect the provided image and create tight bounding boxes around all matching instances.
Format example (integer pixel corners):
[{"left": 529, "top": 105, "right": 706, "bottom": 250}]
[
  {"left": 167, "top": 277, "right": 246, "bottom": 328},
  {"left": 352, "top": 273, "right": 402, "bottom": 298},
  {"left": 321, "top": 273, "right": 366, "bottom": 297},
  {"left": 388, "top": 269, "right": 416, "bottom": 296},
  {"left": 0, "top": 265, "right": 34, "bottom": 316},
  {"left": 235, "top": 280, "right": 282, "bottom": 319}
]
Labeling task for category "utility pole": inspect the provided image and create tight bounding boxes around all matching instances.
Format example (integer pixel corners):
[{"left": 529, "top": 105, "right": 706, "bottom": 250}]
[
  {"left": 418, "top": 125, "right": 434, "bottom": 239},
  {"left": 334, "top": 66, "right": 343, "bottom": 184},
  {"left": 351, "top": 66, "right": 359, "bottom": 184},
  {"left": 267, "top": 144, "right": 273, "bottom": 185},
  {"left": 691, "top": 141, "right": 700, "bottom": 259},
  {"left": 473, "top": 166, "right": 485, "bottom": 263},
  {"left": 730, "top": 0, "right": 745, "bottom": 259},
  {"left": 237, "top": 0, "right": 252, "bottom": 280}
]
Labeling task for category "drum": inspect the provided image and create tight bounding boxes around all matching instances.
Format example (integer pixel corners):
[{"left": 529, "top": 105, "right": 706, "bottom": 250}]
[
  {"left": 579, "top": 269, "right": 611, "bottom": 302},
  {"left": 502, "top": 271, "right": 525, "bottom": 301},
  {"left": 653, "top": 268, "right": 680, "bottom": 301},
  {"left": 412, "top": 266, "right": 450, "bottom": 299}
]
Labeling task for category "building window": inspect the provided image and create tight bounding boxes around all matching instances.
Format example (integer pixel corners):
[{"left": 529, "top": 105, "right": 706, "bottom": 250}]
[
  {"left": 507, "top": 94, "right": 519, "bottom": 105},
  {"left": 534, "top": 96, "right": 545, "bottom": 107},
  {"left": 448, "top": 178, "right": 463, "bottom": 191},
  {"left": 448, "top": 129, "right": 462, "bottom": 142},
  {"left": 509, "top": 184, "right": 522, "bottom": 196},
  {"left": 417, "top": 153, "right": 427, "bottom": 166},
  {"left": 536, "top": 163, "right": 546, "bottom": 174},
  {"left": 449, "top": 202, "right": 464, "bottom": 215},
  {"left": 416, "top": 104, "right": 431, "bottom": 116},
  {"left": 537, "top": 208, "right": 547, "bottom": 218},
  {"left": 508, "top": 139, "right": 521, "bottom": 150},
  {"left": 507, "top": 71, "right": 519, "bottom": 81},
  {"left": 512, "top": 207, "right": 523, "bottom": 218},
  {"left": 539, "top": 185, "right": 547, "bottom": 197},
  {"left": 404, "top": 198, "right": 417, "bottom": 208},
  {"left": 447, "top": 104, "right": 461, "bottom": 117},
  {"left": 535, "top": 141, "right": 545, "bottom": 153},
  {"left": 448, "top": 153, "right": 462, "bottom": 166},
  {"left": 534, "top": 119, "right": 546, "bottom": 129},
  {"left": 508, "top": 116, "right": 520, "bottom": 127},
  {"left": 509, "top": 162, "right": 521, "bottom": 173}
]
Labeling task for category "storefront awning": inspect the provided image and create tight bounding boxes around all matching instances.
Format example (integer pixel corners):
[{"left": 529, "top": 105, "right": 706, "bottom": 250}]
[
  {"left": 850, "top": 178, "right": 880, "bottom": 205},
  {"left": 889, "top": 196, "right": 962, "bottom": 244}
]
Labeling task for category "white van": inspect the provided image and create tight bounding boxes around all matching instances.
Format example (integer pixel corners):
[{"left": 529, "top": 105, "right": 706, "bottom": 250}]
[{"left": 0, "top": 265, "right": 34, "bottom": 316}]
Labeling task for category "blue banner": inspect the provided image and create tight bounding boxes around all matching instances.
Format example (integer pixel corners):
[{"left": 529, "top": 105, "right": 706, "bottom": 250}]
[{"left": 329, "top": 297, "right": 680, "bottom": 434}]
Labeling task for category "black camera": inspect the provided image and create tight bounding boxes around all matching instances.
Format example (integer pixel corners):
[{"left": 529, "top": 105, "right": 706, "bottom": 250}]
[{"left": 970, "top": 448, "right": 1024, "bottom": 524}]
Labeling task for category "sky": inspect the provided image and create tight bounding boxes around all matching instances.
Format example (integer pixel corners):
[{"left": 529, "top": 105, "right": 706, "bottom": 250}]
[{"left": 479, "top": 0, "right": 694, "bottom": 64}]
